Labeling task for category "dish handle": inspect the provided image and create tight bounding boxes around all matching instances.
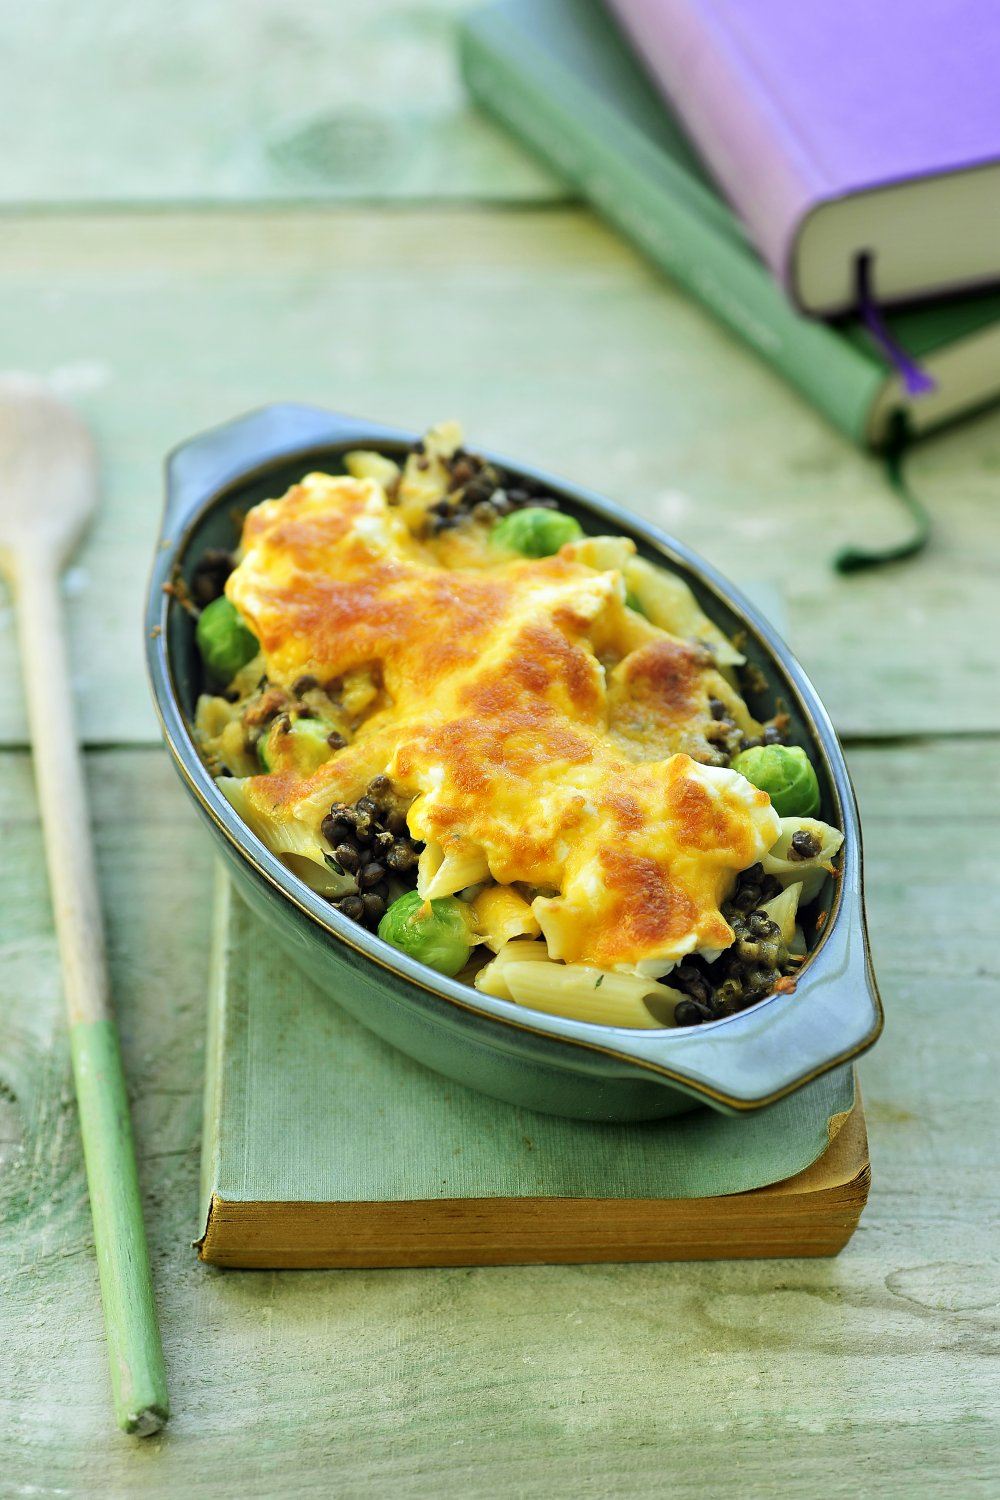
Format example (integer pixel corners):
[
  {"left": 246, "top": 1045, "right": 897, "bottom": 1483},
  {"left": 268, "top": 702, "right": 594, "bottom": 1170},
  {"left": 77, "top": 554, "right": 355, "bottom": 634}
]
[
  {"left": 162, "top": 403, "right": 405, "bottom": 537},
  {"left": 619, "top": 897, "right": 883, "bottom": 1109}
]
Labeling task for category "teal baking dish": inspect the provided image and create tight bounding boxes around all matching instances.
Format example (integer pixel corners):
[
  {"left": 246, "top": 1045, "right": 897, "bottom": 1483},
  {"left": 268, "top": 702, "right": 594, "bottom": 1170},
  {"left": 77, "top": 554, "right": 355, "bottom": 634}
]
[{"left": 145, "top": 404, "right": 882, "bottom": 1122}]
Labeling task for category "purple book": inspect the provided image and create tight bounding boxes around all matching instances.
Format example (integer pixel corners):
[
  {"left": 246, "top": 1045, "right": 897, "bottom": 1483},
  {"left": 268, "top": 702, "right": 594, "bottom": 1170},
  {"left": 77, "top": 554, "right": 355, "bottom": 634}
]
[{"left": 608, "top": 0, "right": 1000, "bottom": 315}]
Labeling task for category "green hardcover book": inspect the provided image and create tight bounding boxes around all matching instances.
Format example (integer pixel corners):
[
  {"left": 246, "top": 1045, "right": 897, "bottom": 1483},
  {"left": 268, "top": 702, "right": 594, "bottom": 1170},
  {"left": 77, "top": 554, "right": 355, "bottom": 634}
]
[
  {"left": 459, "top": 0, "right": 1000, "bottom": 448},
  {"left": 199, "top": 877, "right": 869, "bottom": 1269}
]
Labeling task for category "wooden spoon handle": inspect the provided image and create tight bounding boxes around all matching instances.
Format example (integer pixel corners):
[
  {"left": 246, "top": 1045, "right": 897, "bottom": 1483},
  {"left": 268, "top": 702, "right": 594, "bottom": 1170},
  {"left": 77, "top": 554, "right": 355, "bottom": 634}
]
[
  {"left": 16, "top": 554, "right": 109, "bottom": 1026},
  {"left": 14, "top": 552, "right": 169, "bottom": 1435}
]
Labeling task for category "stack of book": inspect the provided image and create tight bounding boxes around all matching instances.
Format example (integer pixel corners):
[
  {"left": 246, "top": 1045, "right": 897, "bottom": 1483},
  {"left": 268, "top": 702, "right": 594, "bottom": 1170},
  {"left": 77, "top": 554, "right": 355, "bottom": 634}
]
[
  {"left": 199, "top": 881, "right": 869, "bottom": 1269},
  {"left": 459, "top": 0, "right": 1000, "bottom": 451}
]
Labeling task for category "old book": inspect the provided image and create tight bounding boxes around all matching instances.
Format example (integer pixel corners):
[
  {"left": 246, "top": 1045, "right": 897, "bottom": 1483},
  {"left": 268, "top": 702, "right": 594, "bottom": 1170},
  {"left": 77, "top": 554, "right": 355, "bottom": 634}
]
[
  {"left": 459, "top": 0, "right": 1000, "bottom": 446},
  {"left": 610, "top": 0, "right": 1000, "bottom": 314},
  {"left": 198, "top": 878, "right": 869, "bottom": 1270}
]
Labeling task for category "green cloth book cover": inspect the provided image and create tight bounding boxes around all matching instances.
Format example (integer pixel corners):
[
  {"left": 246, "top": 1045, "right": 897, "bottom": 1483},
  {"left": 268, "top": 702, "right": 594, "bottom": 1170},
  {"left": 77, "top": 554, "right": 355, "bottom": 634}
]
[{"left": 199, "top": 878, "right": 868, "bottom": 1269}]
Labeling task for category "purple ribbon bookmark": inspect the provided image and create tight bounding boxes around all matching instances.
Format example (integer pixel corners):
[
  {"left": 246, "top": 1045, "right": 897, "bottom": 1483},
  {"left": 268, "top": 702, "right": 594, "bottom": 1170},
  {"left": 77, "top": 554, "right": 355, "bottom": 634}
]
[{"left": 856, "top": 253, "right": 936, "bottom": 396}]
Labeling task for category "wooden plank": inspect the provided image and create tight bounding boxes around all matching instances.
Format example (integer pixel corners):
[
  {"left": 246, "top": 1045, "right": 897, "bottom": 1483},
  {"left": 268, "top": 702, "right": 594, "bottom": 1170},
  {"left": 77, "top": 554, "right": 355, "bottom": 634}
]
[
  {"left": 2, "top": 0, "right": 559, "bottom": 206},
  {"left": 1, "top": 741, "right": 996, "bottom": 1494},
  {"left": 0, "top": 209, "right": 997, "bottom": 746}
]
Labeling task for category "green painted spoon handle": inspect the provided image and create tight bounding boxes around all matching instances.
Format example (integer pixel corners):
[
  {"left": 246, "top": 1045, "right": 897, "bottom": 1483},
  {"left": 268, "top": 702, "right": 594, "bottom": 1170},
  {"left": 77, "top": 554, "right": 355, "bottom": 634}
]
[{"left": 15, "top": 550, "right": 169, "bottom": 1435}]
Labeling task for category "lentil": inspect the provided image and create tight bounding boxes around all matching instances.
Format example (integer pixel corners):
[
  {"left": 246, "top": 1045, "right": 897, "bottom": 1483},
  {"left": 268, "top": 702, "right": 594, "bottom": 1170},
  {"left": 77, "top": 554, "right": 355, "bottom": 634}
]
[
  {"left": 674, "top": 998, "right": 712, "bottom": 1027},
  {"left": 672, "top": 863, "right": 798, "bottom": 1027},
  {"left": 789, "top": 830, "right": 822, "bottom": 861},
  {"left": 323, "top": 777, "right": 424, "bottom": 931},
  {"left": 402, "top": 438, "right": 564, "bottom": 535},
  {"left": 361, "top": 892, "right": 387, "bottom": 924},
  {"left": 190, "top": 548, "right": 235, "bottom": 608}
]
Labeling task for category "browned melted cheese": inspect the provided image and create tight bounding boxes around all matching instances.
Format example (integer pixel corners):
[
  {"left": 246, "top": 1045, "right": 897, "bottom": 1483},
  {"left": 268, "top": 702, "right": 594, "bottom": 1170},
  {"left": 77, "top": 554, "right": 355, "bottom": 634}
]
[{"left": 227, "top": 474, "right": 780, "bottom": 974}]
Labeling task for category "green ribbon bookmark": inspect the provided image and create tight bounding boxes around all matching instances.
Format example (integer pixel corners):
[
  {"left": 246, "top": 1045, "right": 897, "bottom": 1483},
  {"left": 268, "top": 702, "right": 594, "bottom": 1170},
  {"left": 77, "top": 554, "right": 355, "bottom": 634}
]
[{"left": 834, "top": 413, "right": 931, "bottom": 574}]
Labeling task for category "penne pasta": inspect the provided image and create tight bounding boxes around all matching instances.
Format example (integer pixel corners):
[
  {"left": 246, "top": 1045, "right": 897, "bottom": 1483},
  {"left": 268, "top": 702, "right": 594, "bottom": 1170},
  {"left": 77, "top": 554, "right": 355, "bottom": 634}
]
[
  {"left": 761, "top": 882, "right": 804, "bottom": 945},
  {"left": 417, "top": 841, "right": 492, "bottom": 900},
  {"left": 193, "top": 420, "right": 846, "bottom": 1033},
  {"left": 474, "top": 939, "right": 551, "bottom": 1000},
  {"left": 472, "top": 885, "right": 541, "bottom": 952},
  {"left": 499, "top": 957, "right": 684, "bottom": 1029},
  {"left": 763, "top": 818, "right": 844, "bottom": 904},
  {"left": 219, "top": 777, "right": 357, "bottom": 899},
  {"left": 395, "top": 419, "right": 463, "bottom": 528},
  {"left": 343, "top": 449, "right": 401, "bottom": 491},
  {"left": 562, "top": 534, "right": 635, "bottom": 572},
  {"left": 622, "top": 556, "right": 744, "bottom": 666}
]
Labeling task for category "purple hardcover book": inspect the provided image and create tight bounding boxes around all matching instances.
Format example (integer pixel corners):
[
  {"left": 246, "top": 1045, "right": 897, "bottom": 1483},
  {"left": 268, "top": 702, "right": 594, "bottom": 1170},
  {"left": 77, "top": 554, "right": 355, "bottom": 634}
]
[{"left": 608, "top": 0, "right": 1000, "bottom": 315}]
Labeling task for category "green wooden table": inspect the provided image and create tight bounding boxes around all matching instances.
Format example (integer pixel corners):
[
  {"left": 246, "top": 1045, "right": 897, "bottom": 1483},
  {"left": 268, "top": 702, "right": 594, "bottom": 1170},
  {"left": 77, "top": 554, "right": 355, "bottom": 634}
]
[{"left": 2, "top": 5, "right": 997, "bottom": 1494}]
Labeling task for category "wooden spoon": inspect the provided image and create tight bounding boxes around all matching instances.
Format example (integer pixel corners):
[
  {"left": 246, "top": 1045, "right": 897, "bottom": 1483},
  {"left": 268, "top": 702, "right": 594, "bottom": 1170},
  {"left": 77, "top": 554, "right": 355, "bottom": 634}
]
[{"left": 0, "top": 376, "right": 168, "bottom": 1435}]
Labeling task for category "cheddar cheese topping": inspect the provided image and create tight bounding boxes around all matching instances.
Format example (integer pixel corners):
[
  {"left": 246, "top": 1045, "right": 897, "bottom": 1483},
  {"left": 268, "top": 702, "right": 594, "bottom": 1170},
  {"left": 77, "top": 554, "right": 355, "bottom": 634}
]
[
  {"left": 224, "top": 471, "right": 779, "bottom": 975},
  {"left": 193, "top": 422, "right": 842, "bottom": 1027}
]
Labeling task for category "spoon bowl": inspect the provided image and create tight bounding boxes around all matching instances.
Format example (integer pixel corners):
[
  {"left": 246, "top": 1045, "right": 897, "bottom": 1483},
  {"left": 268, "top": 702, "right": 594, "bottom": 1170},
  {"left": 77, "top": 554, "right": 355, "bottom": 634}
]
[{"left": 0, "top": 375, "right": 98, "bottom": 575}]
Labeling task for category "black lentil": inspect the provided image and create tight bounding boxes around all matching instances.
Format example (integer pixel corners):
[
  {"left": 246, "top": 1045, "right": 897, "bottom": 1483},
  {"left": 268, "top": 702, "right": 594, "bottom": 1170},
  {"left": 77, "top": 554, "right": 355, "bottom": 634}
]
[
  {"left": 386, "top": 840, "right": 418, "bottom": 873},
  {"left": 671, "top": 863, "right": 799, "bottom": 1028},
  {"left": 323, "top": 776, "right": 424, "bottom": 930},
  {"left": 191, "top": 548, "right": 235, "bottom": 607},
  {"left": 674, "top": 998, "right": 712, "bottom": 1027},
  {"left": 673, "top": 962, "right": 712, "bottom": 1006},
  {"left": 405, "top": 440, "right": 565, "bottom": 535},
  {"left": 789, "top": 830, "right": 822, "bottom": 861},
  {"left": 361, "top": 892, "right": 387, "bottom": 924},
  {"left": 708, "top": 978, "right": 743, "bottom": 1015},
  {"left": 448, "top": 457, "right": 476, "bottom": 490},
  {"left": 321, "top": 811, "right": 353, "bottom": 845}
]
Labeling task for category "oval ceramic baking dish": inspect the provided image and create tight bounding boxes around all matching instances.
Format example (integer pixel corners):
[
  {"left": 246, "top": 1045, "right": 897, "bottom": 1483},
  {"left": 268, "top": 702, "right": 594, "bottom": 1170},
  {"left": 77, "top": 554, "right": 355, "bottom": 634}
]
[{"left": 145, "top": 405, "right": 882, "bottom": 1122}]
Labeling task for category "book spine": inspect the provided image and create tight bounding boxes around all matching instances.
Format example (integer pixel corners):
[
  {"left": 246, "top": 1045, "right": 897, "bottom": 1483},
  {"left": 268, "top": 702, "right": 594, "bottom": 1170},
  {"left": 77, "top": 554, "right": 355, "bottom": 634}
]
[
  {"left": 607, "top": 0, "right": 822, "bottom": 295},
  {"left": 458, "top": 13, "right": 882, "bottom": 447},
  {"left": 197, "top": 865, "right": 232, "bottom": 1243}
]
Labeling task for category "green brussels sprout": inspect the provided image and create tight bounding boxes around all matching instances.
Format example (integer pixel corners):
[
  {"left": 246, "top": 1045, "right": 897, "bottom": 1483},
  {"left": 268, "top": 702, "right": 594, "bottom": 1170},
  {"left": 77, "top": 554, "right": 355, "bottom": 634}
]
[
  {"left": 490, "top": 506, "right": 583, "bottom": 558},
  {"left": 377, "top": 890, "right": 476, "bottom": 977},
  {"left": 732, "top": 744, "right": 821, "bottom": 818},
  {"left": 196, "top": 596, "right": 258, "bottom": 683},
  {"left": 258, "top": 716, "right": 337, "bottom": 774}
]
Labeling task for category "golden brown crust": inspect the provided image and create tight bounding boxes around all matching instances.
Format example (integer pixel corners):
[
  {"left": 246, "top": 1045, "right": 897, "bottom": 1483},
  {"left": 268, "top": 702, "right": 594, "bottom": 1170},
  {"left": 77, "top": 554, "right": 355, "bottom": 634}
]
[{"left": 226, "top": 473, "right": 779, "bottom": 972}]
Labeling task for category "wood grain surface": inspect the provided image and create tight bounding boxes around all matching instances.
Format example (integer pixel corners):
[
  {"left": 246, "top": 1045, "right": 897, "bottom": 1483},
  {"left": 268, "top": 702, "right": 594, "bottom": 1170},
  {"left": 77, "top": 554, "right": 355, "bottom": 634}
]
[
  {"left": 1, "top": 210, "right": 999, "bottom": 746},
  {"left": 2, "top": 1, "right": 560, "bottom": 206},
  {"left": 1, "top": 745, "right": 996, "bottom": 1495},
  {"left": 1, "top": 3, "right": 998, "bottom": 1490}
]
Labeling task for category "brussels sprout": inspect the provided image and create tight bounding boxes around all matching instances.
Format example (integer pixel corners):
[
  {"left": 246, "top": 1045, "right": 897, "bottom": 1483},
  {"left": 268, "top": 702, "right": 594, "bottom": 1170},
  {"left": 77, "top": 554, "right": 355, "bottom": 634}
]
[
  {"left": 490, "top": 507, "right": 583, "bottom": 558},
  {"left": 377, "top": 890, "right": 476, "bottom": 977},
  {"left": 196, "top": 596, "right": 258, "bottom": 683},
  {"left": 732, "top": 744, "right": 821, "bottom": 818},
  {"left": 258, "top": 716, "right": 338, "bottom": 774}
]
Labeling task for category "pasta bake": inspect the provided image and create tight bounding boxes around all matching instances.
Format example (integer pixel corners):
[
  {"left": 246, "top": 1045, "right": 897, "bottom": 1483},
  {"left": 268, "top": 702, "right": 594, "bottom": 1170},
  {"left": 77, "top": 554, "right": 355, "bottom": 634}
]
[{"left": 192, "top": 423, "right": 843, "bottom": 1030}]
